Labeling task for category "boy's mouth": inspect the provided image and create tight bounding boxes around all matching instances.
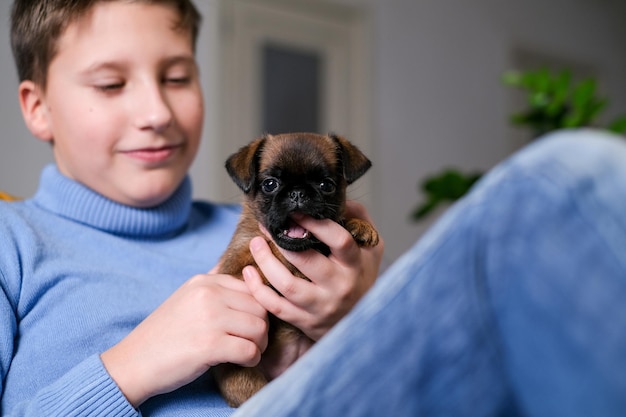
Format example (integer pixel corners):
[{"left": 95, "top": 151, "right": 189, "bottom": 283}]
[{"left": 122, "top": 144, "right": 182, "bottom": 164}]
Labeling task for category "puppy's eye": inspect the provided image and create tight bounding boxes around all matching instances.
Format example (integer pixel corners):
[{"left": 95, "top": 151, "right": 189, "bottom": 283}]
[
  {"left": 261, "top": 178, "right": 280, "bottom": 194},
  {"left": 319, "top": 180, "right": 336, "bottom": 194}
]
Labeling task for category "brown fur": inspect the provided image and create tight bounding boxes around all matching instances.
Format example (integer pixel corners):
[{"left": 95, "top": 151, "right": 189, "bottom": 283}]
[{"left": 213, "top": 132, "right": 379, "bottom": 407}]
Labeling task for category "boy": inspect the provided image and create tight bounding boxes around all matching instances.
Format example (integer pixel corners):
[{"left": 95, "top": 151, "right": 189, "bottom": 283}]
[{"left": 1, "top": 1, "right": 384, "bottom": 415}]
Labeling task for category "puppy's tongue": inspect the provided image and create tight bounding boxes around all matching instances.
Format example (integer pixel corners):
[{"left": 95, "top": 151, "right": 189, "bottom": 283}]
[{"left": 283, "top": 219, "right": 309, "bottom": 239}]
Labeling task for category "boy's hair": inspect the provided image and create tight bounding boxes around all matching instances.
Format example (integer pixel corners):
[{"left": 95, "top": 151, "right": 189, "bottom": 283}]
[{"left": 10, "top": 0, "right": 202, "bottom": 89}]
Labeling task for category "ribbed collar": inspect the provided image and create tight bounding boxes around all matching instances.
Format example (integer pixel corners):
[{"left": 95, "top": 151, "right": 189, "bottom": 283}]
[{"left": 32, "top": 165, "right": 192, "bottom": 238}]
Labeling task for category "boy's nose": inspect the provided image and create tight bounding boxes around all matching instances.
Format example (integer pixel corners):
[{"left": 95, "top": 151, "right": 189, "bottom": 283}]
[{"left": 134, "top": 83, "right": 173, "bottom": 132}]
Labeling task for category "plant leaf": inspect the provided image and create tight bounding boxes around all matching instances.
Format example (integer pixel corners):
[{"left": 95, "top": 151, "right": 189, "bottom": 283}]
[{"left": 608, "top": 116, "right": 626, "bottom": 133}]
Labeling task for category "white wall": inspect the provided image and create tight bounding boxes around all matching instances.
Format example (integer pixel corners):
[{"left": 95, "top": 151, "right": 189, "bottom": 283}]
[
  {"left": 1, "top": 0, "right": 625, "bottom": 263},
  {"left": 358, "top": 0, "right": 626, "bottom": 263},
  {"left": 0, "top": 2, "right": 53, "bottom": 199}
]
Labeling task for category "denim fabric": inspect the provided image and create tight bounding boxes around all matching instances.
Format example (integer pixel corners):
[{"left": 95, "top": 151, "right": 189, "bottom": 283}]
[{"left": 232, "top": 129, "right": 626, "bottom": 417}]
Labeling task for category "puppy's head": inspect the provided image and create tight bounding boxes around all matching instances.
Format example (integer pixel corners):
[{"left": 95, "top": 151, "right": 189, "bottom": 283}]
[{"left": 225, "top": 133, "right": 371, "bottom": 252}]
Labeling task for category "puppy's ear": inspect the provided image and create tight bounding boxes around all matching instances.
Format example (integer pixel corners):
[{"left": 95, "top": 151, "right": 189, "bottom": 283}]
[
  {"left": 330, "top": 134, "right": 372, "bottom": 184},
  {"left": 225, "top": 135, "right": 267, "bottom": 193}
]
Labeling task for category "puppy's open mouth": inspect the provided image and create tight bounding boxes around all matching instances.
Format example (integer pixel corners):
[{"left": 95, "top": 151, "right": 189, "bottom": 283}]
[
  {"left": 273, "top": 215, "right": 327, "bottom": 253},
  {"left": 281, "top": 218, "right": 310, "bottom": 239}
]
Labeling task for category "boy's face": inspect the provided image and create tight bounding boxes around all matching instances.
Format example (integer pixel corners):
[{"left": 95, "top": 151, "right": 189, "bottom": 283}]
[{"left": 24, "top": 2, "right": 203, "bottom": 207}]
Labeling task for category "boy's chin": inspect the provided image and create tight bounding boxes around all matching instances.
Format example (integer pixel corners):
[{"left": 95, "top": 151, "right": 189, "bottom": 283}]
[
  {"left": 128, "top": 187, "right": 181, "bottom": 208},
  {"left": 104, "top": 177, "right": 185, "bottom": 208}
]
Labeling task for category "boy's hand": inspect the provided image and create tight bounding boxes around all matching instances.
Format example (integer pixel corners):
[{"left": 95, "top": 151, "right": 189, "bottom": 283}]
[
  {"left": 101, "top": 273, "right": 268, "bottom": 408},
  {"left": 243, "top": 201, "right": 384, "bottom": 342}
]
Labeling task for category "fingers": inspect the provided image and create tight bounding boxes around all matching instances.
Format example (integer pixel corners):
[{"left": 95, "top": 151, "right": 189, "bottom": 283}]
[
  {"left": 101, "top": 272, "right": 270, "bottom": 407},
  {"left": 212, "top": 308, "right": 268, "bottom": 366},
  {"left": 185, "top": 273, "right": 268, "bottom": 338},
  {"left": 247, "top": 237, "right": 318, "bottom": 308},
  {"left": 186, "top": 271, "right": 249, "bottom": 296},
  {"left": 278, "top": 214, "right": 362, "bottom": 281},
  {"left": 245, "top": 235, "right": 349, "bottom": 341},
  {"left": 247, "top": 202, "right": 383, "bottom": 341}
]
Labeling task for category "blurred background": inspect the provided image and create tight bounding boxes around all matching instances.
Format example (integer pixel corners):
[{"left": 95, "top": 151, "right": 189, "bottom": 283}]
[{"left": 1, "top": 0, "right": 625, "bottom": 264}]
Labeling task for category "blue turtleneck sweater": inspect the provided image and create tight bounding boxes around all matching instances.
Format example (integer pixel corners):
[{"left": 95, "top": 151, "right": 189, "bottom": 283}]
[{"left": 0, "top": 165, "right": 241, "bottom": 416}]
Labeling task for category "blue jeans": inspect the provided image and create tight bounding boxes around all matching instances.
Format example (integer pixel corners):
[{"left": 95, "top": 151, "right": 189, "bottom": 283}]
[{"left": 232, "top": 129, "right": 626, "bottom": 417}]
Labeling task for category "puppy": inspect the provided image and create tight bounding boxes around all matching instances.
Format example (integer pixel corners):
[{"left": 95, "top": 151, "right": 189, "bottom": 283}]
[{"left": 213, "top": 132, "right": 379, "bottom": 407}]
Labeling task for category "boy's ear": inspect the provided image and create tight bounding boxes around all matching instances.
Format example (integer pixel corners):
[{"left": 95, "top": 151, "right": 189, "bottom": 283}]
[{"left": 18, "top": 81, "right": 53, "bottom": 142}]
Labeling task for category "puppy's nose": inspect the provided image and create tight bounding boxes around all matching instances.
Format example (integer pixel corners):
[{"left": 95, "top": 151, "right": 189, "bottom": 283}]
[{"left": 290, "top": 190, "right": 306, "bottom": 202}]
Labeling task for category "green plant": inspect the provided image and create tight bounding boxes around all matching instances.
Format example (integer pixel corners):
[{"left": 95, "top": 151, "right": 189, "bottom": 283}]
[
  {"left": 502, "top": 68, "right": 626, "bottom": 136},
  {"left": 411, "top": 68, "right": 626, "bottom": 222},
  {"left": 410, "top": 169, "right": 481, "bottom": 221}
]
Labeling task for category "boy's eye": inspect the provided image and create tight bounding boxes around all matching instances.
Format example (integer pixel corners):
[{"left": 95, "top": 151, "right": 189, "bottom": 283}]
[
  {"left": 162, "top": 59, "right": 197, "bottom": 86},
  {"left": 164, "top": 75, "right": 191, "bottom": 85},
  {"left": 96, "top": 82, "right": 124, "bottom": 92}
]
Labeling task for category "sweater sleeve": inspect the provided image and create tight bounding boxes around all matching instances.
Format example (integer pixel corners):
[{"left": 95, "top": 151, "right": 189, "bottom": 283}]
[
  {"left": 0, "top": 268, "right": 19, "bottom": 406},
  {"left": 5, "top": 355, "right": 139, "bottom": 417},
  {"left": 0, "top": 205, "right": 139, "bottom": 417},
  {"left": 1, "top": 272, "right": 137, "bottom": 417},
  {"left": 0, "top": 252, "right": 140, "bottom": 417}
]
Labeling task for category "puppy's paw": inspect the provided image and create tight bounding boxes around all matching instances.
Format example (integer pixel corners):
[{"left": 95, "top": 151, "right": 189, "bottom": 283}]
[{"left": 345, "top": 218, "right": 380, "bottom": 247}]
